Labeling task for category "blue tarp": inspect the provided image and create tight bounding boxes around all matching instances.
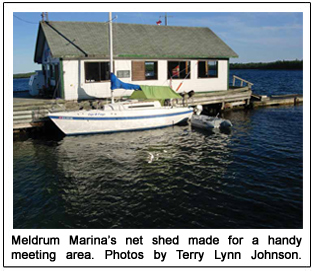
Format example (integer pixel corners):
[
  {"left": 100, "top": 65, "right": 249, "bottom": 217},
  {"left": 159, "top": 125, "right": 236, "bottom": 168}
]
[{"left": 110, "top": 73, "right": 141, "bottom": 90}]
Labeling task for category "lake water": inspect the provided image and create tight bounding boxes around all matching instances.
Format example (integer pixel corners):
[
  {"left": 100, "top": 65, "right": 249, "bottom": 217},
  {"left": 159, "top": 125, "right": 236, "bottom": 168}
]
[
  {"left": 13, "top": 70, "right": 303, "bottom": 229},
  {"left": 13, "top": 78, "right": 29, "bottom": 92}
]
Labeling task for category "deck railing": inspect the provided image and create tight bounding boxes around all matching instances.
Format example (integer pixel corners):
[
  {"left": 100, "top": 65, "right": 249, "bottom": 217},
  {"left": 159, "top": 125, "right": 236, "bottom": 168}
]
[{"left": 232, "top": 75, "right": 253, "bottom": 90}]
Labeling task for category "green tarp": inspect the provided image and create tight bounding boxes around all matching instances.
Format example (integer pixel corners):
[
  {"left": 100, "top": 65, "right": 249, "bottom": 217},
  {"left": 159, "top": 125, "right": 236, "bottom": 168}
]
[{"left": 130, "top": 85, "right": 181, "bottom": 105}]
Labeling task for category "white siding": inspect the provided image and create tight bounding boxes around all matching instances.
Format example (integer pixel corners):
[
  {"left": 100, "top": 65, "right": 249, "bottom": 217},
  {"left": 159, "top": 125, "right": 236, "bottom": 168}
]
[{"left": 62, "top": 59, "right": 229, "bottom": 100}]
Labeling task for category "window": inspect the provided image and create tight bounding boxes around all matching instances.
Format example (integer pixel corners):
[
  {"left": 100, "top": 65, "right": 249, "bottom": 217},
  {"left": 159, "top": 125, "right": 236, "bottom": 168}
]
[
  {"left": 145, "top": 62, "right": 158, "bottom": 80},
  {"left": 49, "top": 64, "right": 55, "bottom": 79},
  {"left": 168, "top": 61, "right": 191, "bottom": 79},
  {"left": 85, "top": 62, "right": 110, "bottom": 83},
  {"left": 198, "top": 60, "right": 218, "bottom": 78},
  {"left": 128, "top": 104, "right": 155, "bottom": 109},
  {"left": 132, "top": 61, "right": 158, "bottom": 81}
]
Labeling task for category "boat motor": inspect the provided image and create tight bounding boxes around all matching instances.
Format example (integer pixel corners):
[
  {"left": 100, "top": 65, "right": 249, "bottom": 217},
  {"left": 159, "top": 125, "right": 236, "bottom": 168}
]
[{"left": 194, "top": 104, "right": 203, "bottom": 115}]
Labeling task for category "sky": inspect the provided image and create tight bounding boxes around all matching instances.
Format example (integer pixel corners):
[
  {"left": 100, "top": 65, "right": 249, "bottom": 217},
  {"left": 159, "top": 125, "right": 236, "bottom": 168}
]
[{"left": 13, "top": 12, "right": 303, "bottom": 74}]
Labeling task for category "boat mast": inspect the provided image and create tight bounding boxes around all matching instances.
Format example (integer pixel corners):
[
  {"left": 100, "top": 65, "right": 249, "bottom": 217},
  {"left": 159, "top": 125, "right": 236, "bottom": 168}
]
[{"left": 109, "top": 12, "right": 114, "bottom": 103}]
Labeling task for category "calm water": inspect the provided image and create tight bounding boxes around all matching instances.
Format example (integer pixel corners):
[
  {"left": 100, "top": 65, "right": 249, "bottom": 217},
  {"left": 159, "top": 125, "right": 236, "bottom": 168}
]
[
  {"left": 230, "top": 69, "right": 303, "bottom": 95},
  {"left": 13, "top": 78, "right": 29, "bottom": 91},
  {"left": 13, "top": 70, "right": 303, "bottom": 229}
]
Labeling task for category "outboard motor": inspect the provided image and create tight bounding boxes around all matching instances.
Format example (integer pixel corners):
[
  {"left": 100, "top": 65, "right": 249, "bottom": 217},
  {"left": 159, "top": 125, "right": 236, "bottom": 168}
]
[{"left": 194, "top": 104, "right": 203, "bottom": 115}]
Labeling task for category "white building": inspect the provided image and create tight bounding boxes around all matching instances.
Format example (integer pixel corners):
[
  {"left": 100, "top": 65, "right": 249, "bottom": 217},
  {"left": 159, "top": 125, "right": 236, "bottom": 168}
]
[{"left": 34, "top": 21, "right": 238, "bottom": 100}]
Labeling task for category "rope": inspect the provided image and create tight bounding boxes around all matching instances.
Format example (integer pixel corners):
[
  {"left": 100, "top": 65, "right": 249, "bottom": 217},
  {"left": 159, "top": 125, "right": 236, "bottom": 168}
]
[{"left": 13, "top": 14, "right": 38, "bottom": 25}]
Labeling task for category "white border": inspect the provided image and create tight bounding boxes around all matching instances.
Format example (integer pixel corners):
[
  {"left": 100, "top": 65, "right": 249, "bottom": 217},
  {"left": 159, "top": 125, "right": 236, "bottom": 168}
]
[{"left": 4, "top": 2, "right": 311, "bottom": 270}]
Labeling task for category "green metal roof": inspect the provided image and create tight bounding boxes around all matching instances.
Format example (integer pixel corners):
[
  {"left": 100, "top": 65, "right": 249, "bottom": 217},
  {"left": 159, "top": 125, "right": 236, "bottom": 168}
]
[{"left": 35, "top": 21, "right": 238, "bottom": 63}]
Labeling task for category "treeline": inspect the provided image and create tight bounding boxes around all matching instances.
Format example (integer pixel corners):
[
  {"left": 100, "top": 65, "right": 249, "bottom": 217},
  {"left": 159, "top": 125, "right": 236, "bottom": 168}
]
[
  {"left": 13, "top": 72, "right": 36, "bottom": 79},
  {"left": 230, "top": 60, "right": 303, "bottom": 70}
]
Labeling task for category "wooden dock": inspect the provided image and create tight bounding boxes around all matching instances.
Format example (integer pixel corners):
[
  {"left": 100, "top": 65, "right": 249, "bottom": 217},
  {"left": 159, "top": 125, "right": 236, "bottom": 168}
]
[
  {"left": 13, "top": 94, "right": 65, "bottom": 131},
  {"left": 178, "top": 86, "right": 252, "bottom": 109},
  {"left": 251, "top": 94, "right": 303, "bottom": 107}
]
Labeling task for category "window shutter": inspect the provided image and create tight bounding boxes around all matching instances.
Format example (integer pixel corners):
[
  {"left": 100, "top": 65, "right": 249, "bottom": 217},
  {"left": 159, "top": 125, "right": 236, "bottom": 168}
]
[{"left": 132, "top": 61, "right": 145, "bottom": 81}]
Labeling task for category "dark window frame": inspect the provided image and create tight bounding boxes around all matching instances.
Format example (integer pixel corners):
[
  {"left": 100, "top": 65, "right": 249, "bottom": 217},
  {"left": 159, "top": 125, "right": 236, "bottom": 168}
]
[
  {"left": 84, "top": 61, "right": 110, "bottom": 83},
  {"left": 144, "top": 61, "right": 158, "bottom": 80},
  {"left": 198, "top": 60, "right": 218, "bottom": 79},
  {"left": 167, "top": 61, "right": 191, "bottom": 80}
]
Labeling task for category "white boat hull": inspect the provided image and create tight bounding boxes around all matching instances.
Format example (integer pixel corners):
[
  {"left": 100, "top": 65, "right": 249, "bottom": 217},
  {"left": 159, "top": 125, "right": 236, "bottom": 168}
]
[{"left": 49, "top": 107, "right": 193, "bottom": 135}]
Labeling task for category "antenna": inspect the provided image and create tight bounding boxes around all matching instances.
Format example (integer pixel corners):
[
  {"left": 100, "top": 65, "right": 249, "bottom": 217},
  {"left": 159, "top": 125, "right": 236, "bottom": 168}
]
[{"left": 159, "top": 12, "right": 173, "bottom": 26}]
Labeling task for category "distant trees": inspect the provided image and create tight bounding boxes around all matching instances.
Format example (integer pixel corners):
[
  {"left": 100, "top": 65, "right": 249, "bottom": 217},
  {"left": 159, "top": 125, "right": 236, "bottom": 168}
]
[
  {"left": 230, "top": 60, "right": 303, "bottom": 70},
  {"left": 13, "top": 72, "right": 36, "bottom": 79}
]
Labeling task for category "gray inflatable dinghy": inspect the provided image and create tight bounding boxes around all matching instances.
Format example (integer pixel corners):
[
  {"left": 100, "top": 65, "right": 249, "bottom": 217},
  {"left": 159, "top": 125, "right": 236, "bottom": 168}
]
[{"left": 191, "top": 105, "right": 232, "bottom": 130}]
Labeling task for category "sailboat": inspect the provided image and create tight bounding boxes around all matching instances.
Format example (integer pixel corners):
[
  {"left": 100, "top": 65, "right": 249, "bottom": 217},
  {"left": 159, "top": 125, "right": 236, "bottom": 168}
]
[{"left": 48, "top": 13, "right": 193, "bottom": 136}]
